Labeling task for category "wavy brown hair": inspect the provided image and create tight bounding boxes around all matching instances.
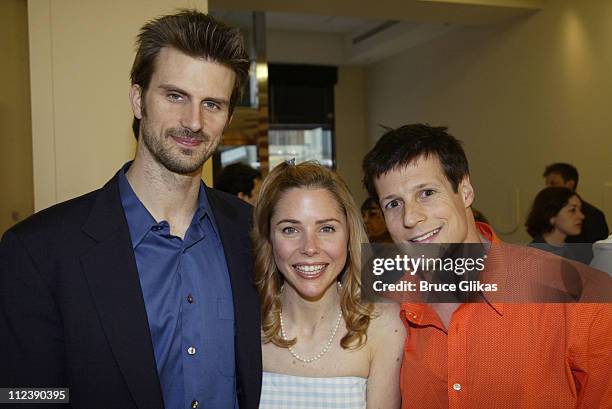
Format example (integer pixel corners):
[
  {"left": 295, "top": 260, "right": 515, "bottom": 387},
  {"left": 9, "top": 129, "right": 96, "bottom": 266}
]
[
  {"left": 253, "top": 161, "right": 373, "bottom": 349},
  {"left": 525, "top": 187, "right": 580, "bottom": 237}
]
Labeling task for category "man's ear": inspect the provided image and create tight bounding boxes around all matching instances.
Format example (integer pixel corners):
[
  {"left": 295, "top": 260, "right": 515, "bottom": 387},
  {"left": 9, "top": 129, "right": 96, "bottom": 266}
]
[
  {"left": 129, "top": 84, "right": 143, "bottom": 119},
  {"left": 565, "top": 180, "right": 576, "bottom": 190},
  {"left": 460, "top": 176, "right": 475, "bottom": 208}
]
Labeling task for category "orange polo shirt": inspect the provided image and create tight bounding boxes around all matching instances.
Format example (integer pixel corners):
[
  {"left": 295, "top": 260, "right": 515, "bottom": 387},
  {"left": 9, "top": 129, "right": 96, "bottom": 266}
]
[{"left": 400, "top": 223, "right": 612, "bottom": 409}]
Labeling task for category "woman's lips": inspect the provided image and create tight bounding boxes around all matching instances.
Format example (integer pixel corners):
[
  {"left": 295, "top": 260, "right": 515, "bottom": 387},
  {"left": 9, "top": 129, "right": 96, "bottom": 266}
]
[{"left": 292, "top": 264, "right": 328, "bottom": 280}]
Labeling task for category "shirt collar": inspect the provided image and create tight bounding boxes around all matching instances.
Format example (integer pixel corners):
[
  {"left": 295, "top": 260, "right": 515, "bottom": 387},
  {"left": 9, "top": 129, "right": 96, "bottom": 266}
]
[
  {"left": 118, "top": 161, "right": 215, "bottom": 248},
  {"left": 475, "top": 222, "right": 505, "bottom": 315},
  {"left": 475, "top": 221, "right": 501, "bottom": 244},
  {"left": 194, "top": 182, "right": 219, "bottom": 237}
]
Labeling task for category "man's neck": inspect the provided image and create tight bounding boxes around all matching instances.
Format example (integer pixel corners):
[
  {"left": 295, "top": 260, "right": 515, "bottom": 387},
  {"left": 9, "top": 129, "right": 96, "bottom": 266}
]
[
  {"left": 126, "top": 154, "right": 202, "bottom": 239},
  {"left": 431, "top": 222, "right": 490, "bottom": 330}
]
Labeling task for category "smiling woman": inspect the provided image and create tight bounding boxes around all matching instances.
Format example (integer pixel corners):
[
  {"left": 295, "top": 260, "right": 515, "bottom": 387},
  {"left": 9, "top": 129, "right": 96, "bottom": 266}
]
[
  {"left": 252, "top": 161, "right": 405, "bottom": 409},
  {"left": 271, "top": 187, "right": 349, "bottom": 301}
]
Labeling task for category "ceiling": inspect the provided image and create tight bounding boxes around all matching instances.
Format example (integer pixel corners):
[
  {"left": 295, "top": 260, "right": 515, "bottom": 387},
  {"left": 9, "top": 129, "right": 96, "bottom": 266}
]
[
  {"left": 264, "top": 12, "right": 385, "bottom": 35},
  {"left": 211, "top": 0, "right": 544, "bottom": 65},
  {"left": 210, "top": 0, "right": 544, "bottom": 27}
]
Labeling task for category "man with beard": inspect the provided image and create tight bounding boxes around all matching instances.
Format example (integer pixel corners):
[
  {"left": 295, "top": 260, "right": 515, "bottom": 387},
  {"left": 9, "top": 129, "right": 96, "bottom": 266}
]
[{"left": 0, "top": 11, "right": 261, "bottom": 409}]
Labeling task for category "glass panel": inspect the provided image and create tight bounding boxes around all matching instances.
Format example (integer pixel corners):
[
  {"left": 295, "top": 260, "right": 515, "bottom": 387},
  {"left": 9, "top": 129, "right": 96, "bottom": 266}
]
[
  {"left": 219, "top": 145, "right": 259, "bottom": 169},
  {"left": 268, "top": 127, "right": 333, "bottom": 169}
]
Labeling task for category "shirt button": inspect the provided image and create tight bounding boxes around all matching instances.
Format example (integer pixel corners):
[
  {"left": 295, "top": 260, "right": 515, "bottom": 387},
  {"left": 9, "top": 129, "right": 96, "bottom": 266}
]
[
  {"left": 453, "top": 383, "right": 462, "bottom": 391},
  {"left": 191, "top": 400, "right": 199, "bottom": 408},
  {"left": 187, "top": 346, "right": 196, "bottom": 355},
  {"left": 187, "top": 294, "right": 194, "bottom": 304},
  {"left": 152, "top": 225, "right": 162, "bottom": 231}
]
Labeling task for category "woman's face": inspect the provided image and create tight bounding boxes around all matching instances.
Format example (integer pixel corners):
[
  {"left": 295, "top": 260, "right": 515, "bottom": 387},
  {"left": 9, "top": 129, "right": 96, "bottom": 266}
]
[
  {"left": 551, "top": 195, "right": 584, "bottom": 237},
  {"left": 270, "top": 187, "right": 349, "bottom": 301}
]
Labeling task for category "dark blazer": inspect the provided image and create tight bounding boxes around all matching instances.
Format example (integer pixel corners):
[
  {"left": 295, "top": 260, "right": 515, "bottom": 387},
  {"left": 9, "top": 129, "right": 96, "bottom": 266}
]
[{"left": 0, "top": 171, "right": 262, "bottom": 409}]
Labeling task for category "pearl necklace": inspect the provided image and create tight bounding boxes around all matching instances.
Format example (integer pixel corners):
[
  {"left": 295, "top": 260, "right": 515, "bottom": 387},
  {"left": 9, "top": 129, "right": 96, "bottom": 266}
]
[{"left": 279, "top": 283, "right": 343, "bottom": 364}]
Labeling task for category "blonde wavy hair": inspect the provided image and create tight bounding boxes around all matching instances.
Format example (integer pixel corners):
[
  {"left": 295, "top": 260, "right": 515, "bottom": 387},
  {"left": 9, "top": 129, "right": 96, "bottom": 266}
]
[{"left": 252, "top": 161, "right": 373, "bottom": 349}]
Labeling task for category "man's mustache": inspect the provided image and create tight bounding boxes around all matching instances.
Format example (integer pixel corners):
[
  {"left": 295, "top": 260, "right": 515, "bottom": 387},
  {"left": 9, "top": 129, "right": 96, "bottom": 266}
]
[{"left": 166, "top": 128, "right": 209, "bottom": 140}]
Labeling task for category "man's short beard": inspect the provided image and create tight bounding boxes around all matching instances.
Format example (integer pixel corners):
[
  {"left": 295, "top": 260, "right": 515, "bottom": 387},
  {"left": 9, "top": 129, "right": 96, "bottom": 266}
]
[{"left": 140, "top": 111, "right": 216, "bottom": 175}]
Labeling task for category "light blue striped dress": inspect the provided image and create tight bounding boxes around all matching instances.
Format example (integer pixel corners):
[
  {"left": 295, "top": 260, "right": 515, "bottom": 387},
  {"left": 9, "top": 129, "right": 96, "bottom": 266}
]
[{"left": 260, "top": 371, "right": 367, "bottom": 409}]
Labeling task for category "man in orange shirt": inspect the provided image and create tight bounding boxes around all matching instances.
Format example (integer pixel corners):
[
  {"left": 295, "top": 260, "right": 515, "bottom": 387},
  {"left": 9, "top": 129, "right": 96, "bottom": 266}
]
[{"left": 362, "top": 123, "right": 611, "bottom": 408}]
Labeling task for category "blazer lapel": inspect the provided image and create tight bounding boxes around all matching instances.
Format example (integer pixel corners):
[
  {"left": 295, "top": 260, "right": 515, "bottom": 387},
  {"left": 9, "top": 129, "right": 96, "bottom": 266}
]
[
  {"left": 206, "top": 188, "right": 262, "bottom": 408},
  {"left": 206, "top": 188, "right": 259, "bottom": 321},
  {"left": 80, "top": 174, "right": 164, "bottom": 409}
]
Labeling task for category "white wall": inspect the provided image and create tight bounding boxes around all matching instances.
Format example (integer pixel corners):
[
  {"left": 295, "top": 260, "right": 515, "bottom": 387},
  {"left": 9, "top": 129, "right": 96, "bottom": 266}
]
[
  {"left": 335, "top": 66, "right": 369, "bottom": 206},
  {"left": 28, "top": 0, "right": 209, "bottom": 211},
  {"left": 366, "top": 0, "right": 612, "bottom": 243}
]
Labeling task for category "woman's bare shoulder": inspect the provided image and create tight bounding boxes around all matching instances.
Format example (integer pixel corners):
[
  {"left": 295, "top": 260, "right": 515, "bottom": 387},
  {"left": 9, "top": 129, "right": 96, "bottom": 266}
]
[{"left": 368, "top": 303, "right": 405, "bottom": 342}]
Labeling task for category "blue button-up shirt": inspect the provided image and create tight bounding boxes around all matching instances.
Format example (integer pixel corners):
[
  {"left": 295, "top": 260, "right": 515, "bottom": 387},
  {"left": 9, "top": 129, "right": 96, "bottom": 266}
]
[{"left": 118, "top": 164, "right": 238, "bottom": 409}]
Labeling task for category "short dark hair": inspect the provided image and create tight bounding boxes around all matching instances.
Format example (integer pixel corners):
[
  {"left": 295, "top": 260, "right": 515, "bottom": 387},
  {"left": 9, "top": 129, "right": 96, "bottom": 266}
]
[
  {"left": 543, "top": 163, "right": 579, "bottom": 189},
  {"left": 362, "top": 124, "right": 469, "bottom": 201},
  {"left": 525, "top": 187, "right": 580, "bottom": 237},
  {"left": 130, "top": 9, "right": 249, "bottom": 139},
  {"left": 215, "top": 163, "right": 261, "bottom": 197},
  {"left": 360, "top": 197, "right": 379, "bottom": 214}
]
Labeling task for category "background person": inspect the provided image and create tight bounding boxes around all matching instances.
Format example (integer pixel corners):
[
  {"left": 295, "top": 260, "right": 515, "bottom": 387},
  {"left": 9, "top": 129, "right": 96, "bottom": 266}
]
[
  {"left": 253, "top": 161, "right": 405, "bottom": 409},
  {"left": 526, "top": 187, "right": 589, "bottom": 264},
  {"left": 543, "top": 162, "right": 608, "bottom": 243},
  {"left": 591, "top": 233, "right": 612, "bottom": 276},
  {"left": 361, "top": 197, "right": 392, "bottom": 243},
  {"left": 215, "top": 162, "right": 262, "bottom": 206}
]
